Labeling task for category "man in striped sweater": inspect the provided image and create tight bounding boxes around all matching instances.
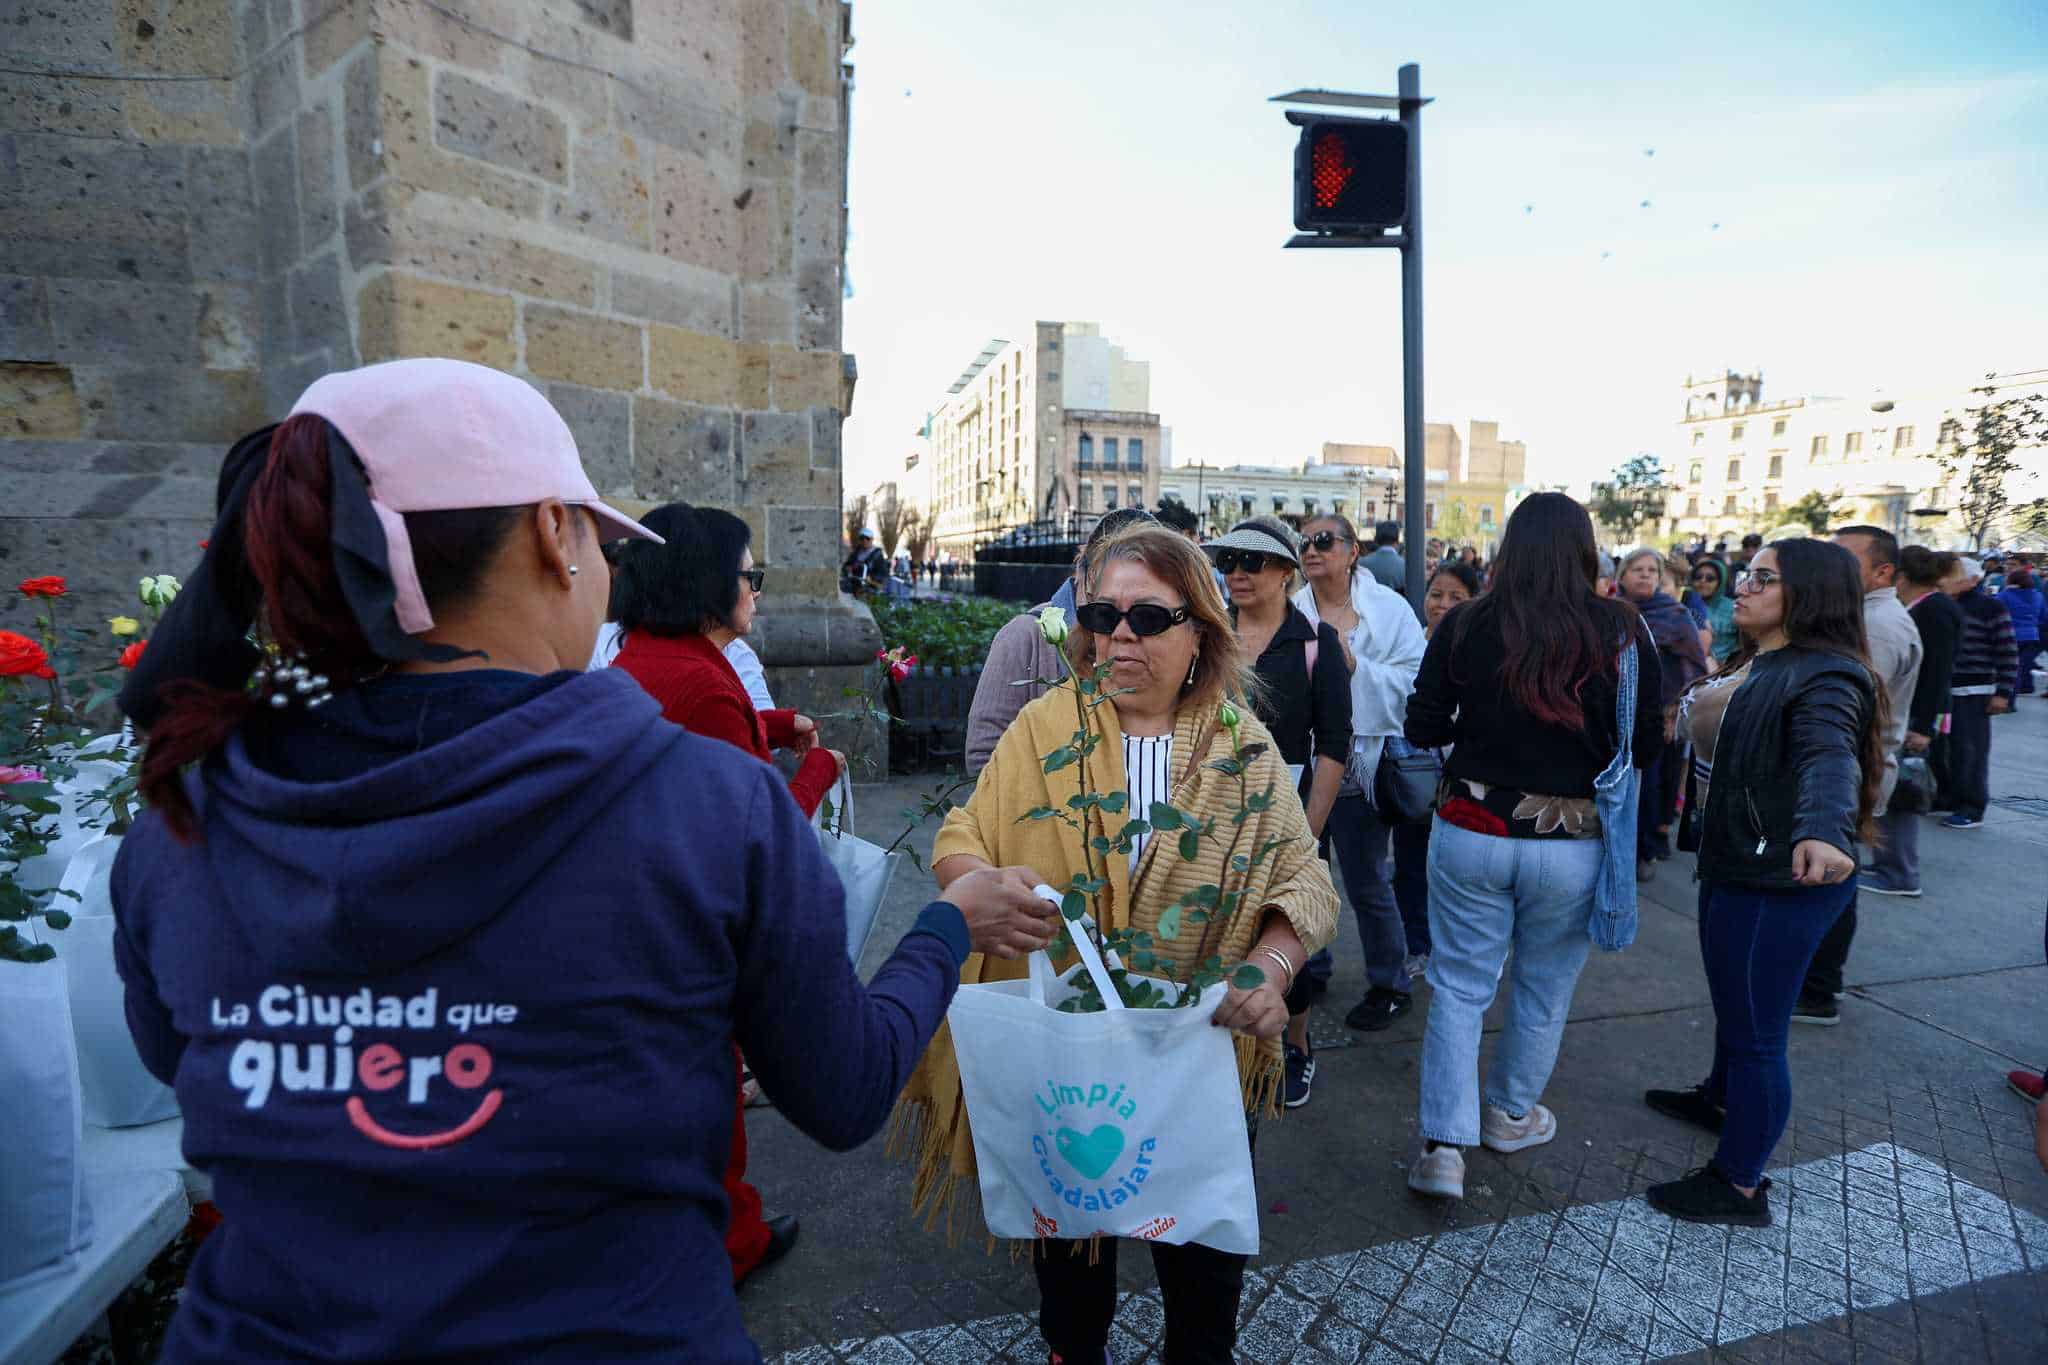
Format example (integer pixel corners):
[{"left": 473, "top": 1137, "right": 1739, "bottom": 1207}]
[{"left": 1941, "top": 557, "right": 2018, "bottom": 830}]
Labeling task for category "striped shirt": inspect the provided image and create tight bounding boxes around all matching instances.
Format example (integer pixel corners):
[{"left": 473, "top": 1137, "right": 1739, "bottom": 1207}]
[{"left": 1123, "top": 734, "right": 1173, "bottom": 874}]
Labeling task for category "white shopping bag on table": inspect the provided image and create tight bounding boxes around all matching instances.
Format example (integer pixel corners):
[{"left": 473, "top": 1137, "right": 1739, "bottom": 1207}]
[
  {"left": 57, "top": 833, "right": 178, "bottom": 1128},
  {"left": 813, "top": 776, "right": 900, "bottom": 964},
  {"left": 947, "top": 890, "right": 1259, "bottom": 1253}
]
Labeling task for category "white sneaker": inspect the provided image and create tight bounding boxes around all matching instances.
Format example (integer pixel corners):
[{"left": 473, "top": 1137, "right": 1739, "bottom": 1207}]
[
  {"left": 1408, "top": 1144, "right": 1465, "bottom": 1199},
  {"left": 1481, "top": 1102, "right": 1557, "bottom": 1153}
]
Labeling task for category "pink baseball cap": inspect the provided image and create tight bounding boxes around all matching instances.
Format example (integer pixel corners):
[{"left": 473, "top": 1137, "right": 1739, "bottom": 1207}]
[{"left": 289, "top": 357, "right": 661, "bottom": 633}]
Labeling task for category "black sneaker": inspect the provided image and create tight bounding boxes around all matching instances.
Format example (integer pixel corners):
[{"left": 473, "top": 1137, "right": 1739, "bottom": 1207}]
[
  {"left": 1646, "top": 1166, "right": 1773, "bottom": 1226},
  {"left": 1644, "top": 1085, "right": 1726, "bottom": 1134},
  {"left": 1344, "top": 986, "right": 1413, "bottom": 1032},
  {"left": 1790, "top": 992, "right": 1840, "bottom": 1027},
  {"left": 1284, "top": 1039, "right": 1315, "bottom": 1108}
]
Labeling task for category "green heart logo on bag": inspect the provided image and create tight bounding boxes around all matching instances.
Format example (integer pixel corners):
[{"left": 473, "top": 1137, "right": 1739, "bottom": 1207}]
[{"left": 1055, "top": 1123, "right": 1125, "bottom": 1180}]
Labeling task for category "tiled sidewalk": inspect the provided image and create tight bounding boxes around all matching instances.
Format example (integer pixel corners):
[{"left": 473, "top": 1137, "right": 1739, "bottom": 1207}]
[{"left": 762, "top": 1080, "right": 2048, "bottom": 1364}]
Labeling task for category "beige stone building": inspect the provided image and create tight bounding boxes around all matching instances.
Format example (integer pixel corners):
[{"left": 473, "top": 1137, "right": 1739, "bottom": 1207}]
[
  {"left": 1161, "top": 463, "right": 1375, "bottom": 533},
  {"left": 1321, "top": 420, "right": 1528, "bottom": 546},
  {"left": 1660, "top": 368, "right": 2047, "bottom": 547},
  {"left": 1, "top": 0, "right": 871, "bottom": 715},
  {"left": 926, "top": 322, "right": 1161, "bottom": 556}
]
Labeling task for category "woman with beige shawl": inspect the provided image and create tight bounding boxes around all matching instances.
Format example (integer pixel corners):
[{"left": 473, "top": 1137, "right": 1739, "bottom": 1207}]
[{"left": 896, "top": 524, "right": 1338, "bottom": 1363}]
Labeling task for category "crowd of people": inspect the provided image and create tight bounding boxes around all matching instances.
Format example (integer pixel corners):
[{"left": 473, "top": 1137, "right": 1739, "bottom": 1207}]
[{"left": 99, "top": 359, "right": 2047, "bottom": 1364}]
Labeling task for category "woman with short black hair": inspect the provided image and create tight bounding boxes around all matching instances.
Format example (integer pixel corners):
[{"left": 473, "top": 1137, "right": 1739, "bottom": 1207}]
[{"left": 611, "top": 503, "right": 841, "bottom": 820}]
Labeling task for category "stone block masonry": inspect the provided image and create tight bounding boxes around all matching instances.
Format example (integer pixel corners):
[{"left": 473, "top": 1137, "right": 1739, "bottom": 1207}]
[{"left": 1, "top": 0, "right": 878, "bottom": 730}]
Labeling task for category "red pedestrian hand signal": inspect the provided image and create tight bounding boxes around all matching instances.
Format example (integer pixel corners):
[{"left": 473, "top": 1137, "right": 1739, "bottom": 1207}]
[{"left": 1312, "top": 131, "right": 1355, "bottom": 210}]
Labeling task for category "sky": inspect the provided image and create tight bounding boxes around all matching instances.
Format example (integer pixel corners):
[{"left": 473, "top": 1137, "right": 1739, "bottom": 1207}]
[{"left": 836, "top": 0, "right": 2047, "bottom": 503}]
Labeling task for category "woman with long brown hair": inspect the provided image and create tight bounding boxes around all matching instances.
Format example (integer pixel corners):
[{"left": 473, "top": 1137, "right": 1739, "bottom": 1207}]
[
  {"left": 1403, "top": 493, "right": 1661, "bottom": 1201},
  {"left": 1644, "top": 537, "right": 1882, "bottom": 1226}
]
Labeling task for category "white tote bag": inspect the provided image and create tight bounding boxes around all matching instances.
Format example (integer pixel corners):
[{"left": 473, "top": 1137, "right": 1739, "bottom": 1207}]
[
  {"left": 813, "top": 777, "right": 900, "bottom": 964},
  {"left": 57, "top": 833, "right": 179, "bottom": 1128},
  {"left": 0, "top": 958, "right": 94, "bottom": 1289},
  {"left": 947, "top": 895, "right": 1260, "bottom": 1253}
]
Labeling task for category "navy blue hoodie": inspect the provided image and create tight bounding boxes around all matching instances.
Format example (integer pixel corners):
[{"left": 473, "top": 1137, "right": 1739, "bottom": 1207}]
[{"left": 112, "top": 667, "right": 968, "bottom": 1363}]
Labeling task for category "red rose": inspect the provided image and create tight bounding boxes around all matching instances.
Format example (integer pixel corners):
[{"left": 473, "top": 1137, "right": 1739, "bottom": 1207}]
[
  {"left": 198, "top": 539, "right": 210, "bottom": 551},
  {"left": 0, "top": 630, "right": 56, "bottom": 680},
  {"left": 17, "top": 576, "right": 66, "bottom": 598},
  {"left": 1439, "top": 797, "right": 1510, "bottom": 838},
  {"left": 119, "top": 639, "right": 148, "bottom": 669}
]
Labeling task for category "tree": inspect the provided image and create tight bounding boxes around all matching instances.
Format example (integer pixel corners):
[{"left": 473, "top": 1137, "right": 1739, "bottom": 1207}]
[
  {"left": 1935, "top": 375, "right": 2048, "bottom": 550},
  {"left": 873, "top": 487, "right": 909, "bottom": 559},
  {"left": 1590, "top": 453, "right": 1671, "bottom": 543},
  {"left": 901, "top": 507, "right": 934, "bottom": 569},
  {"left": 1784, "top": 489, "right": 1843, "bottom": 535},
  {"left": 843, "top": 493, "right": 870, "bottom": 550}
]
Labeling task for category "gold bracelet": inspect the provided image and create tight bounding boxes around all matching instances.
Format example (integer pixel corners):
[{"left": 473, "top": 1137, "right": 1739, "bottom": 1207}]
[{"left": 1258, "top": 945, "right": 1297, "bottom": 991}]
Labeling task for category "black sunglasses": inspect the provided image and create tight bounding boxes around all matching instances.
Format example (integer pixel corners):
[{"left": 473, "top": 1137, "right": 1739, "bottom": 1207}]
[
  {"left": 740, "top": 568, "right": 766, "bottom": 593},
  {"left": 1076, "top": 601, "right": 1193, "bottom": 637},
  {"left": 1303, "top": 530, "right": 1352, "bottom": 552},
  {"left": 1214, "top": 549, "right": 1286, "bottom": 575}
]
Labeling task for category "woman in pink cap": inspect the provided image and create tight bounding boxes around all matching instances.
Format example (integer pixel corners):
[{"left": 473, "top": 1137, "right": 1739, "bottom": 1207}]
[{"left": 110, "top": 359, "right": 1057, "bottom": 1363}]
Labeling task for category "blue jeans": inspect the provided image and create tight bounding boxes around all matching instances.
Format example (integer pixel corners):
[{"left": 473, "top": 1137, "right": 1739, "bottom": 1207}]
[
  {"left": 1392, "top": 819, "right": 1431, "bottom": 957},
  {"left": 1698, "top": 878, "right": 1855, "bottom": 1188},
  {"left": 1324, "top": 793, "right": 1408, "bottom": 992},
  {"left": 1418, "top": 819, "right": 1601, "bottom": 1147}
]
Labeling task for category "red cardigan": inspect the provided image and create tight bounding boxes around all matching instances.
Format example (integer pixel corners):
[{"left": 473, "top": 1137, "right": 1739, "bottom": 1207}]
[{"left": 611, "top": 630, "right": 838, "bottom": 818}]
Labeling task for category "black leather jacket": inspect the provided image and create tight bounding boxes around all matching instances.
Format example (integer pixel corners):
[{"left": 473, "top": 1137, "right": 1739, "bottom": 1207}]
[{"left": 1690, "top": 645, "right": 1875, "bottom": 890}]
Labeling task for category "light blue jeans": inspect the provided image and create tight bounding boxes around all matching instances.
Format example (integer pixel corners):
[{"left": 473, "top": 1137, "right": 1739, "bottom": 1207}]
[{"left": 1419, "top": 817, "right": 1601, "bottom": 1148}]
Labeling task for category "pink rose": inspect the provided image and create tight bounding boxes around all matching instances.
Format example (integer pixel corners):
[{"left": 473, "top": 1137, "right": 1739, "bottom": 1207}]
[{"left": 0, "top": 765, "right": 47, "bottom": 785}]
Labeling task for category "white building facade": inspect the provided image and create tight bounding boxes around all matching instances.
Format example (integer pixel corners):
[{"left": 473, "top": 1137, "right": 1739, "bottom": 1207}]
[{"left": 1662, "top": 368, "right": 2047, "bottom": 547}]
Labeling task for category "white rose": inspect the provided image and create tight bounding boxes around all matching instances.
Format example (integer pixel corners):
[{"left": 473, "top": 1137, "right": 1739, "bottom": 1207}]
[{"left": 1037, "top": 605, "right": 1069, "bottom": 646}]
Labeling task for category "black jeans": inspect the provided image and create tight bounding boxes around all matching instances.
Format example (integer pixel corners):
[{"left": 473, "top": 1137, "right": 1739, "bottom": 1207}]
[
  {"left": 1036, "top": 1238, "right": 1248, "bottom": 1363},
  {"left": 1035, "top": 1132, "right": 1258, "bottom": 1363},
  {"left": 1392, "top": 818, "right": 1432, "bottom": 957},
  {"left": 1802, "top": 893, "right": 1857, "bottom": 998},
  {"left": 1949, "top": 695, "right": 1993, "bottom": 821}
]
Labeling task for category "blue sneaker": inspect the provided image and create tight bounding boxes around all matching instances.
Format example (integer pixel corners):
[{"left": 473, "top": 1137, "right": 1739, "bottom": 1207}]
[{"left": 1941, "top": 814, "right": 1983, "bottom": 830}]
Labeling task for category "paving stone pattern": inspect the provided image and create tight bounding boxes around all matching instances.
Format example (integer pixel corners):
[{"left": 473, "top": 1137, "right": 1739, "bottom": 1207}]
[{"left": 758, "top": 1082, "right": 2048, "bottom": 1364}]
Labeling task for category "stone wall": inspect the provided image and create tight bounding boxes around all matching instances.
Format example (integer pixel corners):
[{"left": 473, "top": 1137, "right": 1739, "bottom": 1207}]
[{"left": 1, "top": 0, "right": 875, "bottom": 719}]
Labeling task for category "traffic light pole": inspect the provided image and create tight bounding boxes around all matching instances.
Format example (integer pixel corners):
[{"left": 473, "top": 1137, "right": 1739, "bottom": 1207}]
[
  {"left": 1397, "top": 64, "right": 1425, "bottom": 610},
  {"left": 1275, "top": 64, "right": 1430, "bottom": 614}
]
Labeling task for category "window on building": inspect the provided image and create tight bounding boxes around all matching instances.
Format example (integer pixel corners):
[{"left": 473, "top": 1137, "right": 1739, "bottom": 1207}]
[
  {"left": 1129, "top": 484, "right": 1142, "bottom": 508},
  {"left": 1105, "top": 485, "right": 1120, "bottom": 511},
  {"left": 1334, "top": 498, "right": 1347, "bottom": 517},
  {"left": 1768, "top": 454, "right": 1783, "bottom": 478},
  {"left": 1079, "top": 482, "right": 1094, "bottom": 512},
  {"left": 1770, "top": 419, "right": 1785, "bottom": 436},
  {"left": 1810, "top": 434, "right": 1829, "bottom": 457},
  {"left": 1479, "top": 504, "right": 1495, "bottom": 528},
  {"left": 1894, "top": 425, "right": 1915, "bottom": 449},
  {"left": 1127, "top": 438, "right": 1143, "bottom": 468},
  {"left": 1104, "top": 438, "right": 1119, "bottom": 465},
  {"left": 1727, "top": 459, "right": 1742, "bottom": 482},
  {"left": 1304, "top": 498, "right": 1318, "bottom": 516},
  {"left": 1844, "top": 431, "right": 1863, "bottom": 454},
  {"left": 1240, "top": 496, "right": 1254, "bottom": 517},
  {"left": 1723, "top": 495, "right": 1738, "bottom": 515},
  {"left": 1686, "top": 496, "right": 1700, "bottom": 516},
  {"left": 1764, "top": 491, "right": 1780, "bottom": 513},
  {"left": 1273, "top": 496, "right": 1287, "bottom": 514},
  {"left": 1364, "top": 499, "right": 1376, "bottom": 522},
  {"left": 1425, "top": 502, "right": 1437, "bottom": 529},
  {"left": 1077, "top": 434, "right": 1093, "bottom": 467},
  {"left": 1689, "top": 462, "right": 1702, "bottom": 483},
  {"left": 1938, "top": 418, "right": 1961, "bottom": 446},
  {"left": 1731, "top": 423, "right": 1745, "bottom": 440},
  {"left": 1692, "top": 430, "right": 1705, "bottom": 447}
]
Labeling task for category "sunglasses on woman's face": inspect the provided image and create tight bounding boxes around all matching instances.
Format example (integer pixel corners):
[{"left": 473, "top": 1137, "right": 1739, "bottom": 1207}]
[
  {"left": 1302, "top": 531, "right": 1351, "bottom": 552},
  {"left": 1214, "top": 549, "right": 1282, "bottom": 575},
  {"left": 1691, "top": 570, "right": 1718, "bottom": 583},
  {"left": 740, "top": 568, "right": 766, "bottom": 593},
  {"left": 1076, "top": 601, "right": 1192, "bottom": 638}
]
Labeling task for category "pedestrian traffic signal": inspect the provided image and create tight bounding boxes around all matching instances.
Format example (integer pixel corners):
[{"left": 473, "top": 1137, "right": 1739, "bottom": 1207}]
[{"left": 1291, "top": 115, "right": 1407, "bottom": 234}]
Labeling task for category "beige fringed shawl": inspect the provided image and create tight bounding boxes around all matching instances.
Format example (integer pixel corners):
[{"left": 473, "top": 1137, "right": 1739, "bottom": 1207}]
[{"left": 892, "top": 686, "right": 1340, "bottom": 1244}]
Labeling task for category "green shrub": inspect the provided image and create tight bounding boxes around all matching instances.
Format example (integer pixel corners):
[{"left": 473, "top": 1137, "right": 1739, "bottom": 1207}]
[{"left": 869, "top": 596, "right": 1032, "bottom": 670}]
